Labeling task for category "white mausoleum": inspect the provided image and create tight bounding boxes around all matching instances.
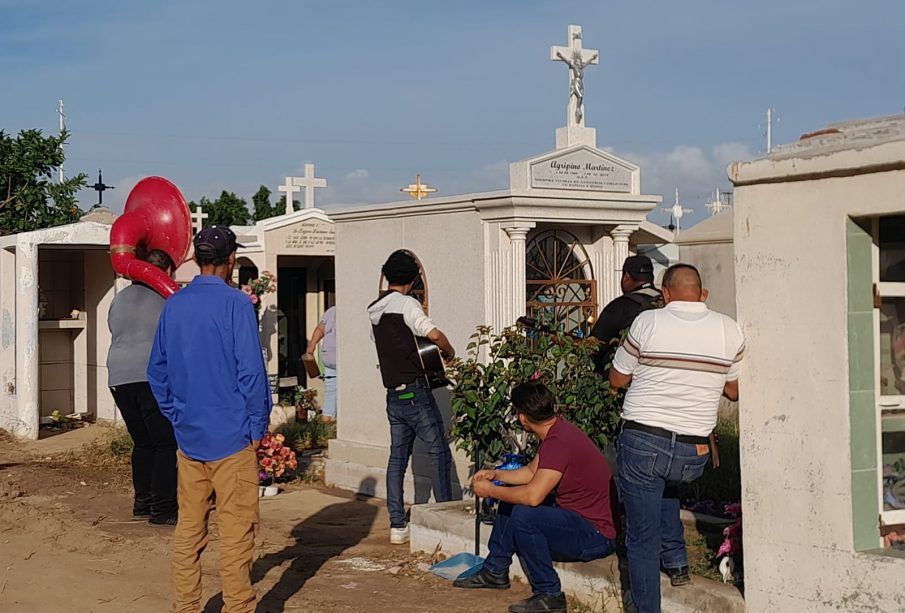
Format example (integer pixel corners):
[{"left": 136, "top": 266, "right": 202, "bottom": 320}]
[
  {"left": 732, "top": 114, "right": 905, "bottom": 611},
  {"left": 327, "top": 25, "right": 673, "bottom": 499}
]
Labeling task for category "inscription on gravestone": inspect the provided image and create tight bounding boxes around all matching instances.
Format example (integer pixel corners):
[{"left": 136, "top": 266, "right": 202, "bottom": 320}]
[
  {"left": 281, "top": 224, "right": 336, "bottom": 254},
  {"left": 531, "top": 149, "right": 632, "bottom": 193}
]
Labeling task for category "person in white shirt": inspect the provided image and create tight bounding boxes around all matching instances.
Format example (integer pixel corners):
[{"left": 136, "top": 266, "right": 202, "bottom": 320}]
[
  {"left": 367, "top": 250, "right": 455, "bottom": 545},
  {"left": 609, "top": 263, "right": 744, "bottom": 613}
]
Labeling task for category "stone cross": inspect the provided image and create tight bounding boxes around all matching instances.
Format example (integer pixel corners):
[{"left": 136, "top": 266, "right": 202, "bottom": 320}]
[
  {"left": 191, "top": 204, "right": 208, "bottom": 235},
  {"left": 292, "top": 163, "right": 327, "bottom": 210},
  {"left": 550, "top": 25, "right": 599, "bottom": 128},
  {"left": 278, "top": 176, "right": 302, "bottom": 215}
]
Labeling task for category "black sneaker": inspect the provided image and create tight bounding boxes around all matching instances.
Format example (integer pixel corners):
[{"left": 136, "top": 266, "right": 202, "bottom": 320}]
[
  {"left": 132, "top": 509, "right": 151, "bottom": 519},
  {"left": 508, "top": 593, "right": 568, "bottom": 613},
  {"left": 453, "top": 569, "right": 510, "bottom": 590},
  {"left": 665, "top": 565, "right": 691, "bottom": 586},
  {"left": 148, "top": 514, "right": 178, "bottom": 527}
]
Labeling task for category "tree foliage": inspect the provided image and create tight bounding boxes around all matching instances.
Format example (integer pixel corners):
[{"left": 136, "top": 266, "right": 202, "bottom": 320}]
[
  {"left": 190, "top": 190, "right": 250, "bottom": 227},
  {"left": 447, "top": 324, "right": 622, "bottom": 467},
  {"left": 253, "top": 184, "right": 297, "bottom": 221},
  {"left": 0, "top": 129, "right": 87, "bottom": 236}
]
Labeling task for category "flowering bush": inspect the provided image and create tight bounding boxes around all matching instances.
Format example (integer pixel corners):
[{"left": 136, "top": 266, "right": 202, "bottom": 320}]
[
  {"left": 256, "top": 432, "right": 298, "bottom": 484},
  {"left": 241, "top": 271, "right": 276, "bottom": 306},
  {"left": 716, "top": 502, "right": 742, "bottom": 560}
]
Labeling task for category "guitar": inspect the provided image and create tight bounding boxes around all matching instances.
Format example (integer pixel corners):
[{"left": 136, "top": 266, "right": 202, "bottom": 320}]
[{"left": 415, "top": 336, "right": 451, "bottom": 389}]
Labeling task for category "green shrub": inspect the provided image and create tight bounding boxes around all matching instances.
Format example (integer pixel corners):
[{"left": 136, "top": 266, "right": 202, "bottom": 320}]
[
  {"left": 447, "top": 324, "right": 622, "bottom": 467},
  {"left": 277, "top": 420, "right": 336, "bottom": 451}
]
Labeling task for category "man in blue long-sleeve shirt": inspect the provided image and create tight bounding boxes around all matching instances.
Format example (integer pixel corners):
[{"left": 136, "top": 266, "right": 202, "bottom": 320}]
[{"left": 148, "top": 225, "right": 272, "bottom": 613}]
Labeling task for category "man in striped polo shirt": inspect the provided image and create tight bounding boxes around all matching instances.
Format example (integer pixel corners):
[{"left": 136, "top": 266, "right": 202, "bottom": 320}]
[{"left": 609, "top": 263, "right": 744, "bottom": 613}]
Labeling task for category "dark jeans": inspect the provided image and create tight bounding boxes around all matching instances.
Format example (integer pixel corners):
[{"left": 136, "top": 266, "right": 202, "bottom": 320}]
[
  {"left": 110, "top": 382, "right": 178, "bottom": 519},
  {"left": 385, "top": 380, "right": 452, "bottom": 528},
  {"left": 617, "top": 427, "right": 709, "bottom": 613},
  {"left": 483, "top": 501, "right": 616, "bottom": 596}
]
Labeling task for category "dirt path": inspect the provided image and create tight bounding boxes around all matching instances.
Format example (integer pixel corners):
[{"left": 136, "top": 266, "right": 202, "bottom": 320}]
[{"left": 0, "top": 429, "right": 533, "bottom": 613}]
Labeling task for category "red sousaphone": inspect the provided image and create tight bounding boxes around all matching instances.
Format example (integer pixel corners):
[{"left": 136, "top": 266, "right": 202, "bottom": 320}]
[{"left": 109, "top": 177, "right": 192, "bottom": 298}]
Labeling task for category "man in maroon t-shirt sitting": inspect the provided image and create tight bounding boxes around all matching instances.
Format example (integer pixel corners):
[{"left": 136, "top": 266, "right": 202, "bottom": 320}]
[{"left": 454, "top": 382, "right": 617, "bottom": 613}]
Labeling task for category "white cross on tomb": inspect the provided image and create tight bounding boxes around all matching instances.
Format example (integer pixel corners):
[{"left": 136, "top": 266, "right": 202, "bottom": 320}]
[
  {"left": 278, "top": 176, "right": 302, "bottom": 215},
  {"left": 292, "top": 163, "right": 327, "bottom": 210},
  {"left": 191, "top": 204, "right": 208, "bottom": 235},
  {"left": 550, "top": 25, "right": 599, "bottom": 128}
]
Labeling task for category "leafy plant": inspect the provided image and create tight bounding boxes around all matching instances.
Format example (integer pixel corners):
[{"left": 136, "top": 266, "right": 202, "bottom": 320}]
[
  {"left": 277, "top": 420, "right": 336, "bottom": 451},
  {"left": 0, "top": 129, "right": 86, "bottom": 235},
  {"left": 447, "top": 324, "right": 622, "bottom": 468}
]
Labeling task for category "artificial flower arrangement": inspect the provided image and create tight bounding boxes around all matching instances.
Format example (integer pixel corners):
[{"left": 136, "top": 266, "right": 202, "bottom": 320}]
[
  {"left": 241, "top": 271, "right": 277, "bottom": 306},
  {"left": 256, "top": 432, "right": 298, "bottom": 485}
]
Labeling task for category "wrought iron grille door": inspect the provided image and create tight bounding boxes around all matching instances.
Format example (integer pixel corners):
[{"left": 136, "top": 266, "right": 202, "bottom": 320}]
[{"left": 525, "top": 230, "right": 597, "bottom": 337}]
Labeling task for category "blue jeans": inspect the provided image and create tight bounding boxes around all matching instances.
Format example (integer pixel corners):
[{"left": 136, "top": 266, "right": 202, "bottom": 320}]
[
  {"left": 483, "top": 502, "right": 616, "bottom": 596},
  {"left": 322, "top": 366, "right": 337, "bottom": 418},
  {"left": 617, "top": 427, "right": 709, "bottom": 613},
  {"left": 385, "top": 380, "right": 452, "bottom": 528}
]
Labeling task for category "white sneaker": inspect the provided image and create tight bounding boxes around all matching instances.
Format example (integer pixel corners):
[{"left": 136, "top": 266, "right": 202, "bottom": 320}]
[{"left": 390, "top": 525, "right": 410, "bottom": 545}]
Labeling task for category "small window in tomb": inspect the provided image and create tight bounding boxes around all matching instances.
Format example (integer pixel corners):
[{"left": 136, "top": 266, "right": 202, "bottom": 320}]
[
  {"left": 872, "top": 215, "right": 905, "bottom": 527},
  {"left": 237, "top": 259, "right": 259, "bottom": 287},
  {"left": 525, "top": 230, "right": 597, "bottom": 337},
  {"left": 378, "top": 249, "right": 428, "bottom": 314}
]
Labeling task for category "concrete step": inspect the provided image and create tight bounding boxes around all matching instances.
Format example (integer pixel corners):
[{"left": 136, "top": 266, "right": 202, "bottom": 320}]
[{"left": 410, "top": 500, "right": 745, "bottom": 613}]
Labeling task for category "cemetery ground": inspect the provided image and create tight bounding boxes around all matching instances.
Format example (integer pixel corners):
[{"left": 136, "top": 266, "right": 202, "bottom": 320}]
[{"left": 0, "top": 426, "right": 542, "bottom": 613}]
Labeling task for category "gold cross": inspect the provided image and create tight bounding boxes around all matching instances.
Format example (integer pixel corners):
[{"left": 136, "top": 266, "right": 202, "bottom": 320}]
[{"left": 400, "top": 174, "right": 437, "bottom": 201}]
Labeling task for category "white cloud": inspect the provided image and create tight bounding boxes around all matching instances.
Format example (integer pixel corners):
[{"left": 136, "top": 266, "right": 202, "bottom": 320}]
[{"left": 620, "top": 142, "right": 754, "bottom": 226}]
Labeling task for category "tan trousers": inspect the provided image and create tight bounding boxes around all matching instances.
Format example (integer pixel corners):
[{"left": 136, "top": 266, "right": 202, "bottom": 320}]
[{"left": 172, "top": 444, "right": 259, "bottom": 613}]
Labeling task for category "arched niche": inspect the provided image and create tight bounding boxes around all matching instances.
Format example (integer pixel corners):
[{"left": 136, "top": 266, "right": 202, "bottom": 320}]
[
  {"left": 525, "top": 229, "right": 597, "bottom": 337},
  {"left": 378, "top": 249, "right": 429, "bottom": 314},
  {"left": 237, "top": 257, "right": 259, "bottom": 287}
]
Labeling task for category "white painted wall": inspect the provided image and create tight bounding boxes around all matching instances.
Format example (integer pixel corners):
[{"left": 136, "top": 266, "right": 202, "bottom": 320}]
[
  {"left": 734, "top": 160, "right": 905, "bottom": 611},
  {"left": 330, "top": 209, "right": 486, "bottom": 499}
]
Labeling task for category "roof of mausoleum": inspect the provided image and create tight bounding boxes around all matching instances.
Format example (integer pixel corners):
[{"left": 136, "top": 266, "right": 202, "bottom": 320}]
[
  {"left": 729, "top": 113, "right": 905, "bottom": 187},
  {"left": 674, "top": 209, "right": 733, "bottom": 245},
  {"left": 0, "top": 219, "right": 112, "bottom": 249}
]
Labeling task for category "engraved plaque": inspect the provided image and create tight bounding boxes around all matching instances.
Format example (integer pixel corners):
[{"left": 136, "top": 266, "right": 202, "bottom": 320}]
[{"left": 531, "top": 149, "right": 633, "bottom": 193}]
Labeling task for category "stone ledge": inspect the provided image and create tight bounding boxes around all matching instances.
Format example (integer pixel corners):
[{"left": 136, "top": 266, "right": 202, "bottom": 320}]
[{"left": 411, "top": 501, "right": 744, "bottom": 613}]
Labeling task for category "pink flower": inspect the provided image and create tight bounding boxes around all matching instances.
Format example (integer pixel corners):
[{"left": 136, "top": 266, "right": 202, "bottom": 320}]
[
  {"left": 529, "top": 371, "right": 543, "bottom": 381},
  {"left": 724, "top": 503, "right": 742, "bottom": 517}
]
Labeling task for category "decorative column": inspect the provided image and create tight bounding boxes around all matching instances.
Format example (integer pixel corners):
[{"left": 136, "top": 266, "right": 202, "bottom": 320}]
[
  {"left": 502, "top": 224, "right": 534, "bottom": 326},
  {"left": 15, "top": 237, "right": 39, "bottom": 439},
  {"left": 611, "top": 226, "right": 635, "bottom": 300}
]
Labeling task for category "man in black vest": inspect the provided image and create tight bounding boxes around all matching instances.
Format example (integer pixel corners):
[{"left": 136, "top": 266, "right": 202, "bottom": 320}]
[
  {"left": 368, "top": 250, "right": 456, "bottom": 545},
  {"left": 590, "top": 255, "right": 663, "bottom": 375}
]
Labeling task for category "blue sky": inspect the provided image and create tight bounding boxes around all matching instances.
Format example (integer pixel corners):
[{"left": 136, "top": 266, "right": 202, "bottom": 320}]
[{"left": 2, "top": 0, "right": 904, "bottom": 227}]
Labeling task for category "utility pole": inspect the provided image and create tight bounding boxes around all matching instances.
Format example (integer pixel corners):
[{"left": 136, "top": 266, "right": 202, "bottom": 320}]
[
  {"left": 57, "top": 99, "right": 66, "bottom": 183},
  {"left": 766, "top": 107, "right": 775, "bottom": 153}
]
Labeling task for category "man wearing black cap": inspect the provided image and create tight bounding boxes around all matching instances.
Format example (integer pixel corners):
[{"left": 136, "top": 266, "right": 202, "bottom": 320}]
[
  {"left": 590, "top": 255, "right": 663, "bottom": 375},
  {"left": 148, "top": 225, "right": 272, "bottom": 613},
  {"left": 368, "top": 250, "right": 455, "bottom": 545}
]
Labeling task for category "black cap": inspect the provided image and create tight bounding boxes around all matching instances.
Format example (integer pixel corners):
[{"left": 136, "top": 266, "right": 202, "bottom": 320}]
[
  {"left": 194, "top": 225, "right": 244, "bottom": 259},
  {"left": 622, "top": 255, "right": 654, "bottom": 280}
]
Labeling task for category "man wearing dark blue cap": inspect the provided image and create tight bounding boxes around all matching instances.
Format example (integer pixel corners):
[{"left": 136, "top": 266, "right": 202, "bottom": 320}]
[{"left": 148, "top": 225, "right": 272, "bottom": 613}]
